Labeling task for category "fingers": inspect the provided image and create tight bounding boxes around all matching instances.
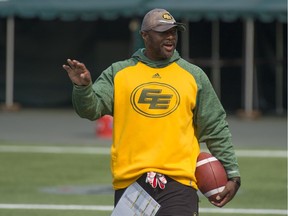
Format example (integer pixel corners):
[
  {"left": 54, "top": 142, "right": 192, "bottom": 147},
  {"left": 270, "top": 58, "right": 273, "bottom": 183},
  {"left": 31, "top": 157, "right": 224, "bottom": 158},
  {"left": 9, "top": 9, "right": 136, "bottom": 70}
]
[
  {"left": 67, "top": 59, "right": 79, "bottom": 69},
  {"left": 63, "top": 59, "right": 86, "bottom": 72},
  {"left": 63, "top": 59, "right": 92, "bottom": 86},
  {"left": 211, "top": 190, "right": 231, "bottom": 207},
  {"left": 62, "top": 64, "right": 71, "bottom": 72},
  {"left": 211, "top": 197, "right": 229, "bottom": 207},
  {"left": 210, "top": 180, "right": 240, "bottom": 207},
  {"left": 210, "top": 188, "right": 229, "bottom": 207}
]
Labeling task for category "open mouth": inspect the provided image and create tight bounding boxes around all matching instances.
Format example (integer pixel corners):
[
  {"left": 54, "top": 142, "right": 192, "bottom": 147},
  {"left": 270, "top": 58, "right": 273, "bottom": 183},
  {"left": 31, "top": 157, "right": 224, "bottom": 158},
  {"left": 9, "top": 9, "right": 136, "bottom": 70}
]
[{"left": 163, "top": 43, "right": 174, "bottom": 52}]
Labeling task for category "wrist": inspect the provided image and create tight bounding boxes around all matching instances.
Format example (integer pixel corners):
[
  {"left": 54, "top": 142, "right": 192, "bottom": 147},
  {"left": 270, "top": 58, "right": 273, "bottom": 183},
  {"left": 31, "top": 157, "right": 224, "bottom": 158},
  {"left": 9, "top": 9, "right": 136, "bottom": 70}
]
[
  {"left": 73, "top": 82, "right": 91, "bottom": 88},
  {"left": 228, "top": 177, "right": 241, "bottom": 187}
]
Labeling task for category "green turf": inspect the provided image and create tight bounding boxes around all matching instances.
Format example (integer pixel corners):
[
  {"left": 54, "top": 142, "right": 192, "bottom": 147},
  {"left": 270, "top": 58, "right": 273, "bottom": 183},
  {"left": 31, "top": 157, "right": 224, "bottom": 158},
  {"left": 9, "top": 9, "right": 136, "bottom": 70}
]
[
  {"left": 0, "top": 143, "right": 287, "bottom": 216},
  {"left": 0, "top": 152, "right": 113, "bottom": 205},
  {"left": 0, "top": 210, "right": 111, "bottom": 216}
]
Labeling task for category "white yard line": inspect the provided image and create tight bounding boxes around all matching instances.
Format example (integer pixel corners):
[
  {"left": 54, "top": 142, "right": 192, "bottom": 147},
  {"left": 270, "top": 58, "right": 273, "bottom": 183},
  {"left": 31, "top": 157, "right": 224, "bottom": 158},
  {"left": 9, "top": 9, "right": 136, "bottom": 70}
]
[
  {"left": 0, "top": 204, "right": 113, "bottom": 211},
  {"left": 0, "top": 145, "right": 286, "bottom": 158},
  {"left": 236, "top": 150, "right": 287, "bottom": 158},
  {"left": 200, "top": 207, "right": 288, "bottom": 215},
  {"left": 0, "top": 145, "right": 110, "bottom": 155},
  {"left": 0, "top": 204, "right": 287, "bottom": 215}
]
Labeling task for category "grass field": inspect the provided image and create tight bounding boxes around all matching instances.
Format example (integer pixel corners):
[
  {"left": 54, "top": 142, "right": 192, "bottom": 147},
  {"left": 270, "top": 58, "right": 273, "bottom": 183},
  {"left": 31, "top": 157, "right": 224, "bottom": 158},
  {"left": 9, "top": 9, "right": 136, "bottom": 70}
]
[{"left": 0, "top": 141, "right": 287, "bottom": 216}]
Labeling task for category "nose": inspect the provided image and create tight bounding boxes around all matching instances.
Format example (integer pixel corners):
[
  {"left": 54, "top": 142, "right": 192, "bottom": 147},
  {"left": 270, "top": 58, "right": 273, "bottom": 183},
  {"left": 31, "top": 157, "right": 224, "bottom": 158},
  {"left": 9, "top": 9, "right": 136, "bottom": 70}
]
[
  {"left": 165, "top": 29, "right": 177, "bottom": 39},
  {"left": 167, "top": 33, "right": 174, "bottom": 39}
]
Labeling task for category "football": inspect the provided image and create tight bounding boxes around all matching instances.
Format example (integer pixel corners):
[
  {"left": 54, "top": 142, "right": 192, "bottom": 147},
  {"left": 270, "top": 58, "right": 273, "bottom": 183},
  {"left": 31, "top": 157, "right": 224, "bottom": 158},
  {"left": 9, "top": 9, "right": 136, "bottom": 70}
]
[{"left": 195, "top": 152, "right": 228, "bottom": 203}]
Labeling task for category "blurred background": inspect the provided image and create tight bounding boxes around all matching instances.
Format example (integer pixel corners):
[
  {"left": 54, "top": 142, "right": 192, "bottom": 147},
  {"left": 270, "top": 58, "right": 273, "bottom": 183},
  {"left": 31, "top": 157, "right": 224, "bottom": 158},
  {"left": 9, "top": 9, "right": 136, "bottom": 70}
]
[{"left": 0, "top": 0, "right": 287, "bottom": 116}]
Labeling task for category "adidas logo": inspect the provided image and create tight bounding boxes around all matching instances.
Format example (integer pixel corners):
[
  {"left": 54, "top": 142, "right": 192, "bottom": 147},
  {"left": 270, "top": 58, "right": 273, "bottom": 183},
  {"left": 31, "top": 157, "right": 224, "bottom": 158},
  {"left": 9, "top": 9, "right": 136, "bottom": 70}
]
[{"left": 152, "top": 73, "right": 161, "bottom": 78}]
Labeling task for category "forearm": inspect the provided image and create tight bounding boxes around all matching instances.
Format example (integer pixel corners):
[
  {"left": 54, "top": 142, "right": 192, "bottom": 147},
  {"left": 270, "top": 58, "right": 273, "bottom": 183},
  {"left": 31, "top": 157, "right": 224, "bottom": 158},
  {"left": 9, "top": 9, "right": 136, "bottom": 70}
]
[
  {"left": 206, "top": 130, "right": 240, "bottom": 179},
  {"left": 72, "top": 83, "right": 102, "bottom": 120},
  {"left": 201, "top": 111, "right": 240, "bottom": 178},
  {"left": 195, "top": 72, "right": 240, "bottom": 179}
]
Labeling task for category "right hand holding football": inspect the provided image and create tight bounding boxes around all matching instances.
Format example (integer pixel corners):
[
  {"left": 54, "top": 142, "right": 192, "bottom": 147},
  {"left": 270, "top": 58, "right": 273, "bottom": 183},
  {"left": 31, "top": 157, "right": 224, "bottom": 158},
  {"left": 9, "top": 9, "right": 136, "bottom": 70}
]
[
  {"left": 63, "top": 59, "right": 92, "bottom": 86},
  {"left": 211, "top": 177, "right": 240, "bottom": 207}
]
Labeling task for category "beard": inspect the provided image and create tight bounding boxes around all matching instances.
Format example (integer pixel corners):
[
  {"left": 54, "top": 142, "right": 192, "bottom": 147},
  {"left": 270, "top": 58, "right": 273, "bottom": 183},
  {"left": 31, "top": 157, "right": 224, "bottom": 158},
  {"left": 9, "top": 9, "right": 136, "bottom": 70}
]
[{"left": 146, "top": 42, "right": 176, "bottom": 60}]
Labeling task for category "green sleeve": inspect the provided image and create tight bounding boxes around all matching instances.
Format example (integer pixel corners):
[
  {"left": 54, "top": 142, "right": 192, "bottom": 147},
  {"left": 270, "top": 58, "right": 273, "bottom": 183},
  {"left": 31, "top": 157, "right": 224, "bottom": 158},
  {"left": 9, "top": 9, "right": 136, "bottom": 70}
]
[
  {"left": 72, "top": 66, "right": 114, "bottom": 121},
  {"left": 72, "top": 58, "right": 137, "bottom": 121},
  {"left": 193, "top": 67, "right": 240, "bottom": 178}
]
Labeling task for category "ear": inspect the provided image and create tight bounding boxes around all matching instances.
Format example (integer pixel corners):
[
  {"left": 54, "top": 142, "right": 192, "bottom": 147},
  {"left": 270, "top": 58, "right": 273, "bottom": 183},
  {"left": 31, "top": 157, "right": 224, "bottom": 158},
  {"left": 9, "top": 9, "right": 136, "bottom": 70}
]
[{"left": 141, "top": 31, "right": 148, "bottom": 41}]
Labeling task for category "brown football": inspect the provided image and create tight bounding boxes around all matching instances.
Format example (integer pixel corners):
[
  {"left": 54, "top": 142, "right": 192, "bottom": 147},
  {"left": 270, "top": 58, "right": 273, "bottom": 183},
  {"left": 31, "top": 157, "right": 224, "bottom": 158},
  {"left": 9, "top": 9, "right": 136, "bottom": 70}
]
[{"left": 195, "top": 152, "right": 228, "bottom": 203}]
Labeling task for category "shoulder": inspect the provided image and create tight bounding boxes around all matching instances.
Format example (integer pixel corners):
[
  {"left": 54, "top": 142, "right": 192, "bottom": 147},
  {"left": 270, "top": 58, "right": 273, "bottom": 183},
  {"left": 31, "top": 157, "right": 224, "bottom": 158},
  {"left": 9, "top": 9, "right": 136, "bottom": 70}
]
[
  {"left": 108, "top": 58, "right": 138, "bottom": 75},
  {"left": 176, "top": 58, "right": 210, "bottom": 86},
  {"left": 177, "top": 58, "right": 204, "bottom": 75}
]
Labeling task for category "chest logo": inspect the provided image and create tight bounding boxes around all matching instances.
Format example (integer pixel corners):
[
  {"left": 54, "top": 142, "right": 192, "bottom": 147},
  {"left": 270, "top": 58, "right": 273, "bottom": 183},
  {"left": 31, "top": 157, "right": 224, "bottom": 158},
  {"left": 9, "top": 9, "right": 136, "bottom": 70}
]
[{"left": 130, "top": 82, "right": 180, "bottom": 118}]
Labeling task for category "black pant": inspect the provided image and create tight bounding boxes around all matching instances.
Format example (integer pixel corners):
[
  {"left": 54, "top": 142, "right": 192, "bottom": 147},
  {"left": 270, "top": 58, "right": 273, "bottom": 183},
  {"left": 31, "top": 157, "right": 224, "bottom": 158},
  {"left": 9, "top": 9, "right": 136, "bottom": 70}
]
[{"left": 114, "top": 175, "right": 199, "bottom": 216}]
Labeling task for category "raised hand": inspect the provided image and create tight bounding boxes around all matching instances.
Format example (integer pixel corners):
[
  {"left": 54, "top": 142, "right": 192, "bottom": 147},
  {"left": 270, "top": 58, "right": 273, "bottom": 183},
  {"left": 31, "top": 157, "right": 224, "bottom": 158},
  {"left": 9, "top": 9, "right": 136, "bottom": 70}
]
[{"left": 63, "top": 59, "right": 92, "bottom": 86}]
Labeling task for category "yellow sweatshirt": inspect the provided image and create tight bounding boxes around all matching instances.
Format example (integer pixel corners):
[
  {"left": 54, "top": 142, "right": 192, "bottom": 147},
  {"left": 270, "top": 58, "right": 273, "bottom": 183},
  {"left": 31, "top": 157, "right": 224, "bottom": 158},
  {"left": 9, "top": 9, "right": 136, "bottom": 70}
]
[{"left": 72, "top": 49, "right": 240, "bottom": 190}]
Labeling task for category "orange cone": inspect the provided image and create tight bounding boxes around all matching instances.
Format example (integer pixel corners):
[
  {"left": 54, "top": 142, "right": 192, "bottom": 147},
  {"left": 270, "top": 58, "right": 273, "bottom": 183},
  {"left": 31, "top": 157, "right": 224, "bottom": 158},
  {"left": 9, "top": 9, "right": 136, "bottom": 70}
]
[{"left": 95, "top": 115, "right": 113, "bottom": 139}]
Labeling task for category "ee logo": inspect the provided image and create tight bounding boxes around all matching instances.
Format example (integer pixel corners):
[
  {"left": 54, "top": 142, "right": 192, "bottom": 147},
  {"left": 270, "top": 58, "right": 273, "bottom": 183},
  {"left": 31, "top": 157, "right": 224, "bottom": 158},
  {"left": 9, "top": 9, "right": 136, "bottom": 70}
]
[{"left": 130, "top": 82, "right": 180, "bottom": 118}]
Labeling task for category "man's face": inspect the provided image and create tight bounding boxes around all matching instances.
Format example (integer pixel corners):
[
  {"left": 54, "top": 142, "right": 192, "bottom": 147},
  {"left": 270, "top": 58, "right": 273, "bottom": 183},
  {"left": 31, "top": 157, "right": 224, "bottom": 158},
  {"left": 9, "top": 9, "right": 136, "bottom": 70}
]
[{"left": 142, "top": 27, "right": 178, "bottom": 61}]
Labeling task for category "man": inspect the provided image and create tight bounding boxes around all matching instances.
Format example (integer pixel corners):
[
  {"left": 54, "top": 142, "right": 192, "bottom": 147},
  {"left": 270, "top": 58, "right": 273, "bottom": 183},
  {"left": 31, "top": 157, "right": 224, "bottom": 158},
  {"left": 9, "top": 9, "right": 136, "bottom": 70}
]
[{"left": 63, "top": 8, "right": 241, "bottom": 215}]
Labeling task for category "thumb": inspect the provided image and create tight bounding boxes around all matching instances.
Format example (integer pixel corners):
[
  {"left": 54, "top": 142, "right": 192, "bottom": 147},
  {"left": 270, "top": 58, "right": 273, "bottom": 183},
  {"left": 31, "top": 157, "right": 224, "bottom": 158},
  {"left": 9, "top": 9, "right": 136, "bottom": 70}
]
[
  {"left": 80, "top": 72, "right": 92, "bottom": 85},
  {"left": 216, "top": 187, "right": 228, "bottom": 201}
]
